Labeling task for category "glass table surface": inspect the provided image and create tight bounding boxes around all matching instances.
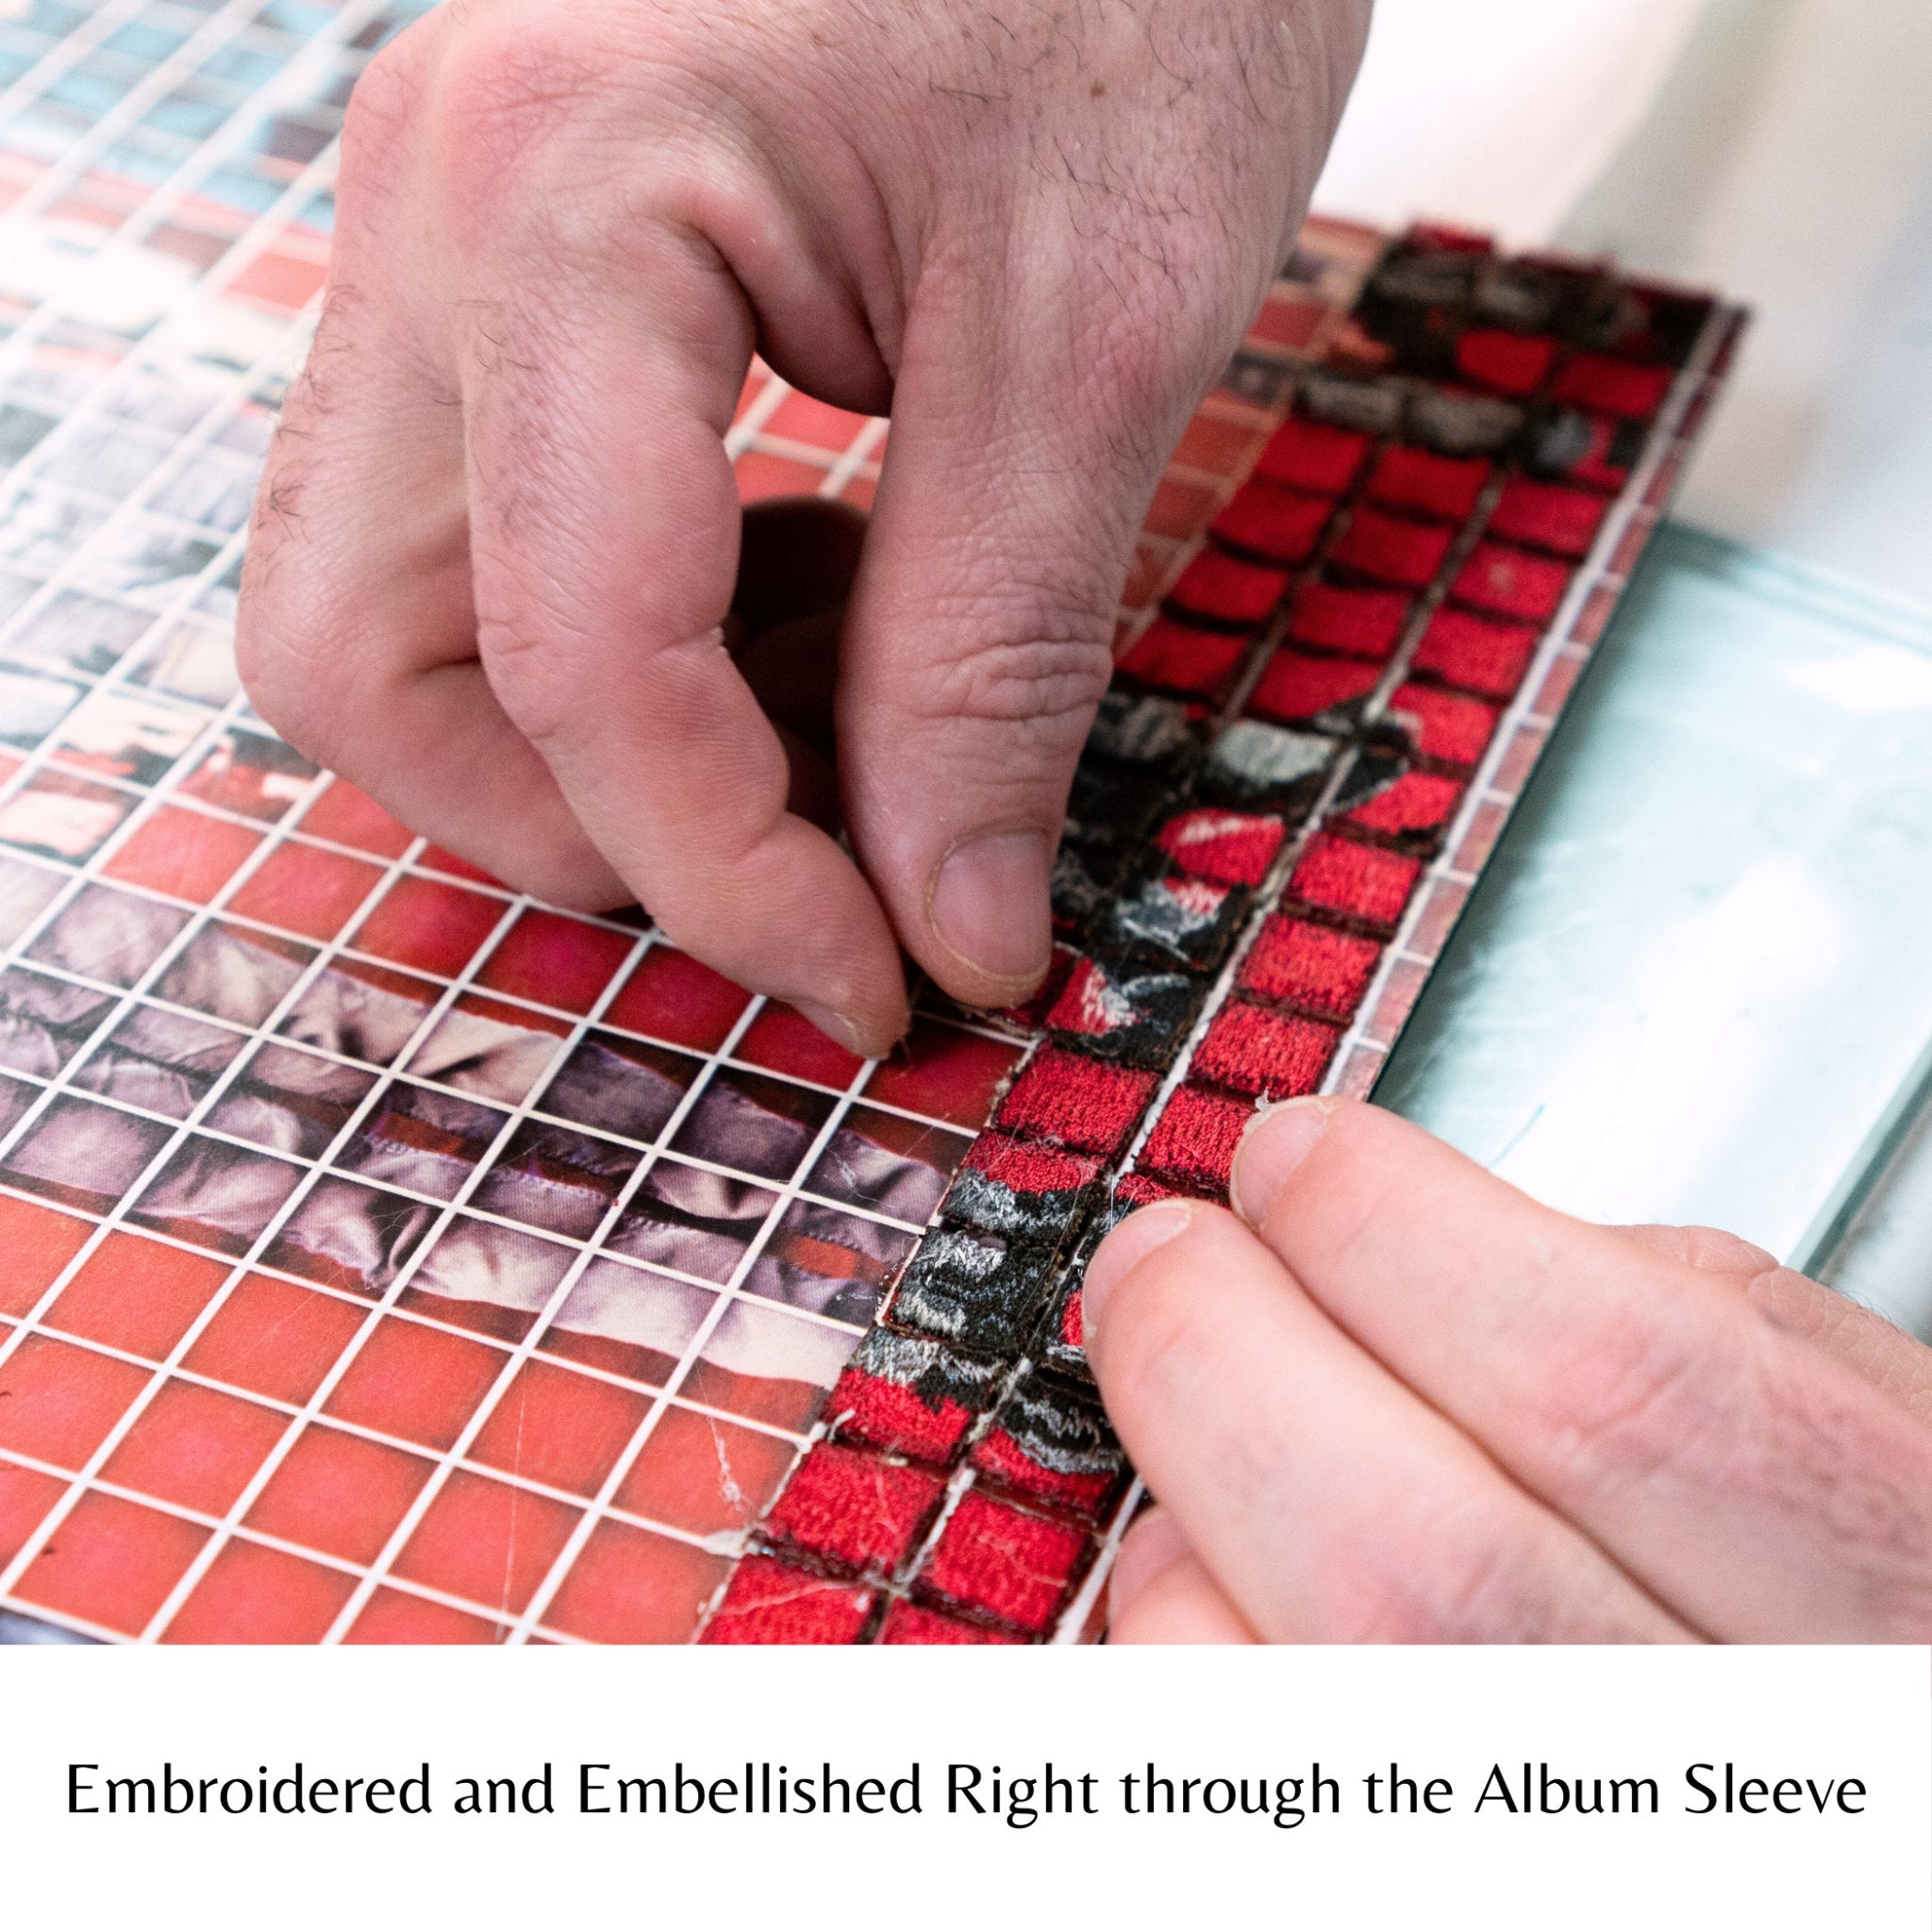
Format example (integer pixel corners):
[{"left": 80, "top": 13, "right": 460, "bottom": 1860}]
[{"left": 1380, "top": 523, "right": 1932, "bottom": 1332}]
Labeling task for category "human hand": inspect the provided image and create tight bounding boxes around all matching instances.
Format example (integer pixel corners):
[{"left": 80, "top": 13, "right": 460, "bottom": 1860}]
[
  {"left": 236, "top": 0, "right": 1370, "bottom": 1056},
  {"left": 1084, "top": 1097, "right": 1932, "bottom": 1641}
]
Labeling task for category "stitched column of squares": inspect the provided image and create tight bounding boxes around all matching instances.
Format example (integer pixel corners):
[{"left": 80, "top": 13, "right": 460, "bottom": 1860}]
[
  {"left": 1117, "top": 410, "right": 1362, "bottom": 703},
  {"left": 1086, "top": 239, "right": 1719, "bottom": 1350},
  {"left": 716, "top": 642, "right": 1341, "bottom": 1635},
  {"left": 708, "top": 691, "right": 1201, "bottom": 1640}
]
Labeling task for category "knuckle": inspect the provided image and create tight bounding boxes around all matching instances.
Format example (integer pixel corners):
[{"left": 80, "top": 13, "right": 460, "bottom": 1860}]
[
  {"left": 889, "top": 576, "right": 1116, "bottom": 772},
  {"left": 935, "top": 630, "right": 1114, "bottom": 738},
  {"left": 341, "top": 28, "right": 430, "bottom": 174},
  {"left": 428, "top": 6, "right": 611, "bottom": 225},
  {"left": 337, "top": 19, "right": 449, "bottom": 226}
]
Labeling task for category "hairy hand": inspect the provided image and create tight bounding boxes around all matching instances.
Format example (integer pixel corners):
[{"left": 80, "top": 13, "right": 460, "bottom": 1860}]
[
  {"left": 1085, "top": 1097, "right": 1932, "bottom": 1642},
  {"left": 236, "top": 0, "right": 1370, "bottom": 1055}
]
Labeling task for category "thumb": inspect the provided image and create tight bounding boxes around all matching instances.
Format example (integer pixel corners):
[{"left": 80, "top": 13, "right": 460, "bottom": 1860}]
[{"left": 837, "top": 272, "right": 1187, "bottom": 1008}]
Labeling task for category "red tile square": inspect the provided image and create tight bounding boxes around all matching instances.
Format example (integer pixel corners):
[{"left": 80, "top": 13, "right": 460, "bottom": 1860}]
[
  {"left": 1247, "top": 649, "right": 1379, "bottom": 725},
  {"left": 1289, "top": 832, "right": 1423, "bottom": 931},
  {"left": 1366, "top": 446, "right": 1491, "bottom": 523},
  {"left": 244, "top": 1424, "right": 434, "bottom": 1566},
  {"left": 161, "top": 1537, "right": 357, "bottom": 1642},
  {"left": 1248, "top": 294, "right": 1326, "bottom": 352},
  {"left": 0, "top": 1195, "right": 92, "bottom": 1319},
  {"left": 98, "top": 1378, "right": 288, "bottom": 1515},
  {"left": 227, "top": 247, "right": 327, "bottom": 313},
  {"left": 916, "top": 1491, "right": 1085, "bottom": 1635},
  {"left": 1136, "top": 1084, "right": 1252, "bottom": 1197},
  {"left": 1411, "top": 608, "right": 1539, "bottom": 701},
  {"left": 103, "top": 806, "right": 260, "bottom": 904},
  {"left": 827, "top": 1342, "right": 992, "bottom": 1464},
  {"left": 603, "top": 945, "right": 751, "bottom": 1051},
  {"left": 1330, "top": 508, "right": 1455, "bottom": 590},
  {"left": 1553, "top": 352, "right": 1674, "bottom": 420},
  {"left": 1251, "top": 416, "right": 1368, "bottom": 494},
  {"left": 1191, "top": 1002, "right": 1338, "bottom": 1101},
  {"left": 1285, "top": 580, "right": 1410, "bottom": 661},
  {"left": 878, "top": 1600, "right": 1021, "bottom": 1644},
  {"left": 1451, "top": 541, "right": 1572, "bottom": 624},
  {"left": 227, "top": 840, "right": 385, "bottom": 941},
  {"left": 970, "top": 1411, "right": 1120, "bottom": 1519},
  {"left": 13, "top": 1490, "right": 208, "bottom": 1635},
  {"left": 1387, "top": 681, "right": 1502, "bottom": 768},
  {"left": 1341, "top": 770, "right": 1466, "bottom": 844},
  {"left": 764, "top": 1441, "right": 944, "bottom": 1574},
  {"left": 321, "top": 1317, "right": 507, "bottom": 1452},
  {"left": 391, "top": 1469, "right": 580, "bottom": 1616},
  {"left": 1141, "top": 473, "right": 1218, "bottom": 541},
  {"left": 993, "top": 1046, "right": 1155, "bottom": 1158},
  {"left": 344, "top": 1586, "right": 508, "bottom": 1644},
  {"left": 350, "top": 875, "right": 505, "bottom": 979},
  {"left": 762, "top": 389, "right": 872, "bottom": 454},
  {"left": 0, "top": 1456, "right": 65, "bottom": 1565},
  {"left": 0, "top": 1334, "right": 150, "bottom": 1469},
  {"left": 475, "top": 909, "right": 634, "bottom": 1015},
  {"left": 1208, "top": 482, "right": 1333, "bottom": 566},
  {"left": 417, "top": 845, "right": 506, "bottom": 888},
  {"left": 865, "top": 1020, "right": 1021, "bottom": 1129},
  {"left": 1115, "top": 616, "right": 1247, "bottom": 700},
  {"left": 1155, "top": 808, "right": 1285, "bottom": 888},
  {"left": 1165, "top": 548, "right": 1291, "bottom": 626},
  {"left": 1238, "top": 915, "right": 1382, "bottom": 1021},
  {"left": 299, "top": 779, "right": 414, "bottom": 858},
  {"left": 611, "top": 1402, "right": 797, "bottom": 1536},
  {"left": 181, "top": 1274, "right": 365, "bottom": 1407},
  {"left": 544, "top": 1518, "right": 730, "bottom": 1643},
  {"left": 1173, "top": 411, "right": 1262, "bottom": 477},
  {"left": 698, "top": 1552, "right": 872, "bottom": 1644},
  {"left": 735, "top": 451, "right": 832, "bottom": 502},
  {"left": 1487, "top": 475, "right": 1609, "bottom": 559},
  {"left": 736, "top": 1003, "right": 862, "bottom": 1089},
  {"left": 468, "top": 1358, "right": 651, "bottom": 1498},
  {"left": 45, "top": 1232, "right": 231, "bottom": 1360},
  {"left": 1454, "top": 327, "right": 1557, "bottom": 397}
]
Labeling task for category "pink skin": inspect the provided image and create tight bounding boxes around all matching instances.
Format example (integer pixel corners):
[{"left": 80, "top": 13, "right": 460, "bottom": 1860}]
[
  {"left": 235, "top": 0, "right": 1372, "bottom": 1058},
  {"left": 1087, "top": 1098, "right": 1932, "bottom": 1643}
]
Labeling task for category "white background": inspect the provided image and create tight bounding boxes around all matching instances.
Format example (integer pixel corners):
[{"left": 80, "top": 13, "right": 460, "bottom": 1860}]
[
  {"left": 2, "top": 1648, "right": 1925, "bottom": 1928},
  {"left": 1317, "top": 0, "right": 1932, "bottom": 605}
]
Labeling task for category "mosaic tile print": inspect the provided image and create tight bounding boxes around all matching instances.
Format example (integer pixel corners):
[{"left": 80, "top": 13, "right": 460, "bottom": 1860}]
[{"left": 0, "top": 5, "right": 1744, "bottom": 1644}]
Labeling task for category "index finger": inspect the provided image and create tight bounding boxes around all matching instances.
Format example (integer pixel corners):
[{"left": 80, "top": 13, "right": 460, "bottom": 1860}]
[{"left": 458, "top": 236, "right": 908, "bottom": 1055}]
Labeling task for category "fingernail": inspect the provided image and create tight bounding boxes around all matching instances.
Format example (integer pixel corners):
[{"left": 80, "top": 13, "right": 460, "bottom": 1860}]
[
  {"left": 1108, "top": 1507, "right": 1189, "bottom": 1617},
  {"left": 1230, "top": 1096, "right": 1333, "bottom": 1226},
  {"left": 1081, "top": 1200, "right": 1193, "bottom": 1341},
  {"left": 929, "top": 830, "right": 1053, "bottom": 987},
  {"left": 791, "top": 998, "right": 868, "bottom": 1058}
]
